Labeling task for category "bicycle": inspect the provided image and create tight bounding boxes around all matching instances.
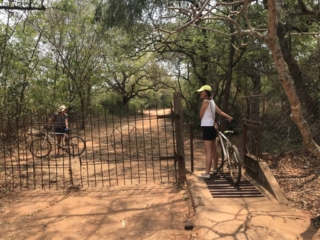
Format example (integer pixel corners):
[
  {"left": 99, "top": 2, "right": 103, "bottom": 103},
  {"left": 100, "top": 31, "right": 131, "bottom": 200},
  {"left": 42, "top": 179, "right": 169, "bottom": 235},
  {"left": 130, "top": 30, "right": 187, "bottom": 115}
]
[
  {"left": 215, "top": 119, "right": 242, "bottom": 185},
  {"left": 29, "top": 127, "right": 86, "bottom": 158}
]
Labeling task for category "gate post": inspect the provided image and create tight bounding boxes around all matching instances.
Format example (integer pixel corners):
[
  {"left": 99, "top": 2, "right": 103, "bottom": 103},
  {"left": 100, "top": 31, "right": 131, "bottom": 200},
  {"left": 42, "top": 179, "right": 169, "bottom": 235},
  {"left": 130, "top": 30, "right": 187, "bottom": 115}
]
[{"left": 173, "top": 92, "right": 186, "bottom": 182}]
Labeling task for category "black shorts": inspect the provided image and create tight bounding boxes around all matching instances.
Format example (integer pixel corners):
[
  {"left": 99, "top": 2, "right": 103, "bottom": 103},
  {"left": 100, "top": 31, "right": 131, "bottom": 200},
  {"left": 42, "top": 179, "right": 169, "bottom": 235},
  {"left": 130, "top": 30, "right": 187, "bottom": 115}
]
[
  {"left": 202, "top": 126, "right": 217, "bottom": 140},
  {"left": 55, "top": 127, "right": 67, "bottom": 134}
]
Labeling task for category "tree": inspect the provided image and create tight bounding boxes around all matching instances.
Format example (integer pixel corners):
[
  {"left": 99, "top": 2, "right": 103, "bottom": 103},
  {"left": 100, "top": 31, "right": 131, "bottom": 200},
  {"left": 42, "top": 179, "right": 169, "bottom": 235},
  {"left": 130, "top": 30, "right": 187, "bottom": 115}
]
[
  {"left": 156, "top": 0, "right": 320, "bottom": 158},
  {"left": 0, "top": 0, "right": 45, "bottom": 10},
  {"left": 0, "top": 11, "right": 44, "bottom": 132},
  {"left": 96, "top": 0, "right": 320, "bottom": 157},
  {"left": 27, "top": 0, "right": 108, "bottom": 126},
  {"left": 101, "top": 41, "right": 174, "bottom": 106}
]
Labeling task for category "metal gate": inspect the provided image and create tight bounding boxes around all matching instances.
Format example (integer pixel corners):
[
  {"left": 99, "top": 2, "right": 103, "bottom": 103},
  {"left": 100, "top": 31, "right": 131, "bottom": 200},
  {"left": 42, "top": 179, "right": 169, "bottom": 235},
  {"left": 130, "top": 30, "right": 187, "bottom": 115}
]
[{"left": 0, "top": 96, "right": 186, "bottom": 191}]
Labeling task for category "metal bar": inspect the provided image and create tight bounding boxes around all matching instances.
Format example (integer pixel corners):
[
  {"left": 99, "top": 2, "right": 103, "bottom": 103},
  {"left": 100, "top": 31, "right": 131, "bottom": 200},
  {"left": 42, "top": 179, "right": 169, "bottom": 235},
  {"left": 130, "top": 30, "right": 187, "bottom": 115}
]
[
  {"left": 126, "top": 106, "right": 133, "bottom": 185},
  {"left": 174, "top": 92, "right": 185, "bottom": 182},
  {"left": 157, "top": 114, "right": 173, "bottom": 119},
  {"left": 190, "top": 123, "right": 194, "bottom": 173},
  {"left": 242, "top": 119, "right": 262, "bottom": 125},
  {"left": 1, "top": 113, "right": 7, "bottom": 190},
  {"left": 25, "top": 112, "right": 30, "bottom": 189},
  {"left": 79, "top": 112, "right": 87, "bottom": 188},
  {"left": 111, "top": 113, "right": 118, "bottom": 186},
  {"left": 162, "top": 105, "right": 170, "bottom": 183},
  {"left": 68, "top": 154, "right": 74, "bottom": 185},
  {"left": 170, "top": 103, "right": 177, "bottom": 182},
  {"left": 133, "top": 106, "right": 140, "bottom": 183},
  {"left": 156, "top": 105, "right": 162, "bottom": 183},
  {"left": 141, "top": 105, "right": 148, "bottom": 183},
  {"left": 97, "top": 109, "right": 104, "bottom": 187},
  {"left": 159, "top": 156, "right": 175, "bottom": 160},
  {"left": 104, "top": 110, "right": 111, "bottom": 187},
  {"left": 119, "top": 110, "right": 126, "bottom": 185},
  {"left": 89, "top": 109, "right": 97, "bottom": 187}
]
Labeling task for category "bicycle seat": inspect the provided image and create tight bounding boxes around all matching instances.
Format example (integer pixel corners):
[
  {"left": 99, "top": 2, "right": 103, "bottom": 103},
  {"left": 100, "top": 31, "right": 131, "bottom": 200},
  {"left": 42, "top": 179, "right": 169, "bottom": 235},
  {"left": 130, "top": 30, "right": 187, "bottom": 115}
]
[
  {"left": 54, "top": 132, "right": 65, "bottom": 135},
  {"left": 223, "top": 130, "right": 234, "bottom": 134}
]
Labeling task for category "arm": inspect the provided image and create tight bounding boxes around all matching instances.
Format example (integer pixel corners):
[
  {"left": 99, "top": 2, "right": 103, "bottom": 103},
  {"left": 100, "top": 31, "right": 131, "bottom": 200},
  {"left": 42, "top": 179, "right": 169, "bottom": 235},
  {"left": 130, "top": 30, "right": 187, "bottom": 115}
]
[
  {"left": 216, "top": 105, "right": 233, "bottom": 122},
  {"left": 45, "top": 116, "right": 54, "bottom": 128},
  {"left": 199, "top": 99, "right": 209, "bottom": 119},
  {"left": 65, "top": 118, "right": 69, "bottom": 128},
  {"left": 48, "top": 116, "right": 54, "bottom": 123}
]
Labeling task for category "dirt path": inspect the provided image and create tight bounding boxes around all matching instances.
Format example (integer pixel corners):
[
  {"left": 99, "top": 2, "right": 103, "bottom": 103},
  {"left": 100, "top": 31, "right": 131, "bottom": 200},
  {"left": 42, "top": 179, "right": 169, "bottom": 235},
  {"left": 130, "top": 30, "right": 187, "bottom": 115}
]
[
  {"left": 1, "top": 108, "right": 319, "bottom": 239},
  {"left": 0, "top": 184, "right": 198, "bottom": 240}
]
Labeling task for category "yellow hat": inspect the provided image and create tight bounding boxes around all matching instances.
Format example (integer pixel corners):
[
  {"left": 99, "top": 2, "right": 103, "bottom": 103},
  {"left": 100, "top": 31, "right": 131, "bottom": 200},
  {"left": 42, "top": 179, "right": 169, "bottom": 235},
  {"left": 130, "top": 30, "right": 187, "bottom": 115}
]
[{"left": 196, "top": 85, "right": 212, "bottom": 92}]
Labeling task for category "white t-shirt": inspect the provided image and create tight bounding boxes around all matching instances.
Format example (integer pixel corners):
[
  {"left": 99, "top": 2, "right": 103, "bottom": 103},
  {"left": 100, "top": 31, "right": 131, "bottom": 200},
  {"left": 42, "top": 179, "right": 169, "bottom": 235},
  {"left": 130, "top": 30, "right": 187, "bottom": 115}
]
[{"left": 201, "top": 99, "right": 216, "bottom": 127}]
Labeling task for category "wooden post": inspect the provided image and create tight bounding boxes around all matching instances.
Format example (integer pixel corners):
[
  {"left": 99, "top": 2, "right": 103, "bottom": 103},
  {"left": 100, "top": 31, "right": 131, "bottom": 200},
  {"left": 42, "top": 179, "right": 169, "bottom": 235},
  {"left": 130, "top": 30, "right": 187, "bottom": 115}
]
[{"left": 173, "top": 92, "right": 186, "bottom": 182}]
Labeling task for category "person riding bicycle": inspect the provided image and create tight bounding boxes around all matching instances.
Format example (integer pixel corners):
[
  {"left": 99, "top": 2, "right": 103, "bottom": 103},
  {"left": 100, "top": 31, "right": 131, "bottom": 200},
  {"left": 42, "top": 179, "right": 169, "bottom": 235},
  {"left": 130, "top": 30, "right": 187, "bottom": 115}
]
[
  {"left": 197, "top": 85, "right": 233, "bottom": 179},
  {"left": 47, "top": 105, "right": 69, "bottom": 149}
]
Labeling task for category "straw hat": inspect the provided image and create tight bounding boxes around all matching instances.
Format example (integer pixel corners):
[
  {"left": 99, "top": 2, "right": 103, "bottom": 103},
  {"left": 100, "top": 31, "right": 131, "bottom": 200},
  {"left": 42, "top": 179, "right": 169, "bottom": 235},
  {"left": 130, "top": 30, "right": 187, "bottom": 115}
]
[{"left": 57, "top": 105, "right": 67, "bottom": 112}]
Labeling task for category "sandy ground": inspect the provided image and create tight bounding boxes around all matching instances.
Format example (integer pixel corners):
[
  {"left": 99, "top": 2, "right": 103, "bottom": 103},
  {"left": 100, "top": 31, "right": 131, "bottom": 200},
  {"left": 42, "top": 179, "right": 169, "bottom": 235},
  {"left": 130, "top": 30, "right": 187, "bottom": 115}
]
[
  {"left": 1, "top": 109, "right": 319, "bottom": 239},
  {"left": 0, "top": 184, "right": 197, "bottom": 240}
]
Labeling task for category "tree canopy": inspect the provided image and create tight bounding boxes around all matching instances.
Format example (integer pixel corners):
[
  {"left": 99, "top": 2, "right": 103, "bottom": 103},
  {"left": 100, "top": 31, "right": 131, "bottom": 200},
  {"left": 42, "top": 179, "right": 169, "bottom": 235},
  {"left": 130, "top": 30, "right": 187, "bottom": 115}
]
[{"left": 0, "top": 0, "right": 320, "bottom": 156}]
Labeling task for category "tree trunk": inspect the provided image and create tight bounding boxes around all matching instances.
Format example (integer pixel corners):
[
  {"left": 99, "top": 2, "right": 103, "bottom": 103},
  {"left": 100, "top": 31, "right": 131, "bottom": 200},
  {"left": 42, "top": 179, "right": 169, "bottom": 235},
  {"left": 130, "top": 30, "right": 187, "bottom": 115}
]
[
  {"left": 222, "top": 24, "right": 236, "bottom": 113},
  {"left": 277, "top": 23, "right": 319, "bottom": 121},
  {"left": 266, "top": 0, "right": 320, "bottom": 158}
]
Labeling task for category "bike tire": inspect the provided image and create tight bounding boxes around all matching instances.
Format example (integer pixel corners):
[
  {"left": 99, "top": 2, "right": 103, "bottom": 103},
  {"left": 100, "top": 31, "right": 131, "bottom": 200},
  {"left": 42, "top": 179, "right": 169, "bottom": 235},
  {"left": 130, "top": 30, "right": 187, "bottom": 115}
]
[
  {"left": 216, "top": 138, "right": 224, "bottom": 170},
  {"left": 29, "top": 137, "right": 52, "bottom": 158},
  {"left": 228, "top": 145, "right": 242, "bottom": 185},
  {"left": 65, "top": 136, "right": 86, "bottom": 156}
]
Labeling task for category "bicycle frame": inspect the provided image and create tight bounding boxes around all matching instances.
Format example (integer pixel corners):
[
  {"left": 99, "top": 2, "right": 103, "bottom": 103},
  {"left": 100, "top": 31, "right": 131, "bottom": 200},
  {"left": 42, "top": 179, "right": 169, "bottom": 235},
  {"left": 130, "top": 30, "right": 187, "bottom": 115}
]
[
  {"left": 44, "top": 131, "right": 68, "bottom": 148},
  {"left": 218, "top": 131, "right": 231, "bottom": 164},
  {"left": 30, "top": 128, "right": 86, "bottom": 158},
  {"left": 216, "top": 119, "right": 242, "bottom": 185}
]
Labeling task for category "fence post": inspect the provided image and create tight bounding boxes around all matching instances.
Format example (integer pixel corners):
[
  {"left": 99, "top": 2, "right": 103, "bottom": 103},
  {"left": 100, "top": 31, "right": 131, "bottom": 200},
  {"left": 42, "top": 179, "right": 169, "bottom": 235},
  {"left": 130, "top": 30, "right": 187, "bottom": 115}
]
[{"left": 173, "top": 92, "right": 186, "bottom": 182}]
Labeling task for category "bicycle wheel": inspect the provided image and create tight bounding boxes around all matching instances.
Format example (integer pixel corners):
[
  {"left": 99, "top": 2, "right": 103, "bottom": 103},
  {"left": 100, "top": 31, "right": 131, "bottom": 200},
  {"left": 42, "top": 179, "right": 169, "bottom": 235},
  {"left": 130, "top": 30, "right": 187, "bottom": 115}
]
[
  {"left": 228, "top": 145, "right": 242, "bottom": 185},
  {"left": 65, "top": 136, "right": 86, "bottom": 156},
  {"left": 216, "top": 137, "right": 224, "bottom": 170},
  {"left": 110, "top": 125, "right": 142, "bottom": 154},
  {"left": 29, "top": 137, "right": 52, "bottom": 158}
]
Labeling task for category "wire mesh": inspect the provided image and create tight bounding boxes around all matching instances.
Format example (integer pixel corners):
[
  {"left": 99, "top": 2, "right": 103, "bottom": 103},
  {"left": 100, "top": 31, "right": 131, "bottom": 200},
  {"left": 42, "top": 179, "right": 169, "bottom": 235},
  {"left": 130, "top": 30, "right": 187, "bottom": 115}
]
[{"left": 242, "top": 88, "right": 320, "bottom": 157}]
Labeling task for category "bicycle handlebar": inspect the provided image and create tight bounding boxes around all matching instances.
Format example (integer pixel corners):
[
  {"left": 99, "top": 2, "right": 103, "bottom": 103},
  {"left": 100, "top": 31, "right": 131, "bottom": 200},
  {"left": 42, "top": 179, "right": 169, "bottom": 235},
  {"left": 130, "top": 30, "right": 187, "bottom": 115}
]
[
  {"left": 216, "top": 119, "right": 230, "bottom": 126},
  {"left": 216, "top": 119, "right": 237, "bottom": 135}
]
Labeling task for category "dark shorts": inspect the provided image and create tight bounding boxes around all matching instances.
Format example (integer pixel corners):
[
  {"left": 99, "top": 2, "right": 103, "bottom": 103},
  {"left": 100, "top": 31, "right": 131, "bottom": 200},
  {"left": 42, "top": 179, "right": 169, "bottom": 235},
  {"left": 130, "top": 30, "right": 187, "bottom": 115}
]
[
  {"left": 202, "top": 126, "right": 217, "bottom": 140},
  {"left": 55, "top": 127, "right": 67, "bottom": 134}
]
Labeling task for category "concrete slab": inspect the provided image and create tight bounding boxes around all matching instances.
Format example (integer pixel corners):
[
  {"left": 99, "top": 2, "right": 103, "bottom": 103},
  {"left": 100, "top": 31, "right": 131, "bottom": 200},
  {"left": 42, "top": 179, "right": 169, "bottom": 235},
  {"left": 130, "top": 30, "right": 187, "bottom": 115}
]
[{"left": 186, "top": 173, "right": 320, "bottom": 240}]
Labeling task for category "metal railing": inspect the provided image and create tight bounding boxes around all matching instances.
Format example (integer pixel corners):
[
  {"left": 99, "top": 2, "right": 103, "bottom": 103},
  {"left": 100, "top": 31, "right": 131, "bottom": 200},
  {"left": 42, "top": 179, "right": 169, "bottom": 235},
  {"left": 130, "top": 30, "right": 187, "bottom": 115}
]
[{"left": 0, "top": 106, "right": 178, "bottom": 191}]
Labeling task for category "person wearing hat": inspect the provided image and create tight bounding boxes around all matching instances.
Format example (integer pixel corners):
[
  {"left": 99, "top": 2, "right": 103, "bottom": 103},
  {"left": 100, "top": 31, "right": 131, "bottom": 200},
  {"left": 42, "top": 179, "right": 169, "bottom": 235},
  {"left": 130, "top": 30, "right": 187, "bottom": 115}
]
[
  {"left": 196, "top": 85, "right": 233, "bottom": 179},
  {"left": 48, "top": 105, "right": 69, "bottom": 150}
]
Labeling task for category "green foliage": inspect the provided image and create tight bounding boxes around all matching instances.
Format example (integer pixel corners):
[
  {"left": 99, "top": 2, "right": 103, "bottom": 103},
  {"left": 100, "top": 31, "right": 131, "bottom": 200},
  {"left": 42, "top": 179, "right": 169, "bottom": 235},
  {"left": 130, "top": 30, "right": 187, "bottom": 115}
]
[
  {"left": 0, "top": 0, "right": 319, "bottom": 159},
  {"left": 98, "top": 92, "right": 142, "bottom": 116},
  {"left": 54, "top": 0, "right": 78, "bottom": 13},
  {"left": 99, "top": 92, "right": 123, "bottom": 114},
  {"left": 94, "top": 0, "right": 165, "bottom": 31}
]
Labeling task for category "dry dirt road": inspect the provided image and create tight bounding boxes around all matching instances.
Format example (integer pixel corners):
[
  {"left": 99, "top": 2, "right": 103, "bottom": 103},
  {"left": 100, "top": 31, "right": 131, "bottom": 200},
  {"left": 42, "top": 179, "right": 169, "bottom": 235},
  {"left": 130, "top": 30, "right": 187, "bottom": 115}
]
[
  {"left": 0, "top": 184, "right": 198, "bottom": 240},
  {"left": 1, "top": 108, "right": 320, "bottom": 239}
]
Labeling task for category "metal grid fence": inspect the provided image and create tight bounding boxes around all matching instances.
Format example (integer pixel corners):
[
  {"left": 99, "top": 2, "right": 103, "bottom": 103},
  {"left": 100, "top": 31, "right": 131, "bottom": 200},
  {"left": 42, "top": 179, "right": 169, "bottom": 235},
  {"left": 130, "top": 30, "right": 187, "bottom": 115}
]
[
  {"left": 242, "top": 89, "right": 320, "bottom": 157},
  {"left": 0, "top": 107, "right": 179, "bottom": 191}
]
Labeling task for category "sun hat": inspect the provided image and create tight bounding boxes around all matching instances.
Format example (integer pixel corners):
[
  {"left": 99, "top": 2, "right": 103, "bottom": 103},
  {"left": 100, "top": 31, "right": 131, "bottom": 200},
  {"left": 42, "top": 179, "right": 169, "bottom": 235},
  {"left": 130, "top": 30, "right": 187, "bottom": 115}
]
[
  {"left": 57, "top": 105, "right": 67, "bottom": 112},
  {"left": 196, "top": 85, "right": 212, "bottom": 92}
]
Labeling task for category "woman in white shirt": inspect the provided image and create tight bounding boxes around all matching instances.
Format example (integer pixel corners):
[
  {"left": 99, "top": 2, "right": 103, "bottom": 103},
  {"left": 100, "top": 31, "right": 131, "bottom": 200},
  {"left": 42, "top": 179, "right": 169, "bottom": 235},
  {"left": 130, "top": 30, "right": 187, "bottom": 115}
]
[{"left": 197, "top": 85, "right": 233, "bottom": 179}]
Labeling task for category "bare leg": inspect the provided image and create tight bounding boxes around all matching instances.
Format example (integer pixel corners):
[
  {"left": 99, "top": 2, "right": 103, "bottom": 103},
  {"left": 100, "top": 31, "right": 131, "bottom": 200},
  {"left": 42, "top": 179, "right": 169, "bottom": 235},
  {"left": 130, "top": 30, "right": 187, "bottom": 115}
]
[
  {"left": 64, "top": 135, "right": 68, "bottom": 146},
  {"left": 212, "top": 138, "right": 218, "bottom": 170},
  {"left": 203, "top": 140, "right": 213, "bottom": 175},
  {"left": 57, "top": 135, "right": 62, "bottom": 145}
]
